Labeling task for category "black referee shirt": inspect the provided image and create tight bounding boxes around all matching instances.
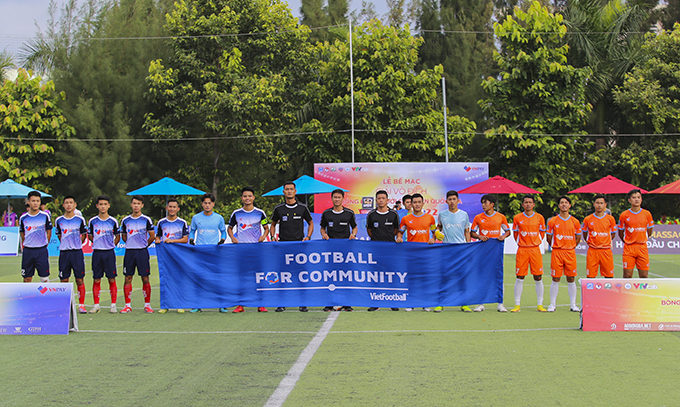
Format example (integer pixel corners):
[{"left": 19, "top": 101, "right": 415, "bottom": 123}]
[
  {"left": 366, "top": 209, "right": 399, "bottom": 242},
  {"left": 320, "top": 207, "right": 357, "bottom": 239},
  {"left": 271, "top": 202, "right": 312, "bottom": 241}
]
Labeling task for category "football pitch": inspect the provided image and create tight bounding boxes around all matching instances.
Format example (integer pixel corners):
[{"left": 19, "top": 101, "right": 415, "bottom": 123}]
[{"left": 1, "top": 254, "right": 679, "bottom": 406}]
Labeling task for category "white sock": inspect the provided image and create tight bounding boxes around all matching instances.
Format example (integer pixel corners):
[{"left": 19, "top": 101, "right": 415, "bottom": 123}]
[
  {"left": 126, "top": 303, "right": 131, "bottom": 307},
  {"left": 39, "top": 276, "right": 49, "bottom": 283},
  {"left": 550, "top": 281, "right": 559, "bottom": 307},
  {"left": 514, "top": 278, "right": 524, "bottom": 306},
  {"left": 568, "top": 282, "right": 577, "bottom": 307},
  {"left": 535, "top": 280, "right": 544, "bottom": 305},
  {"left": 145, "top": 302, "right": 150, "bottom": 308}
]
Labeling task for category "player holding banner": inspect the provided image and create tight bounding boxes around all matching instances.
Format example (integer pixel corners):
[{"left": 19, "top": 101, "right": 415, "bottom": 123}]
[
  {"left": 120, "top": 195, "right": 156, "bottom": 313},
  {"left": 511, "top": 195, "right": 547, "bottom": 313},
  {"left": 156, "top": 198, "right": 189, "bottom": 314},
  {"left": 582, "top": 194, "right": 617, "bottom": 279},
  {"left": 55, "top": 196, "right": 88, "bottom": 313},
  {"left": 545, "top": 196, "right": 582, "bottom": 313},
  {"left": 470, "top": 194, "right": 510, "bottom": 312}
]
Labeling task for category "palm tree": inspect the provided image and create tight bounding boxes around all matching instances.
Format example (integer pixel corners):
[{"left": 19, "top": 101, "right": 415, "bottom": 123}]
[{"left": 0, "top": 50, "right": 15, "bottom": 82}]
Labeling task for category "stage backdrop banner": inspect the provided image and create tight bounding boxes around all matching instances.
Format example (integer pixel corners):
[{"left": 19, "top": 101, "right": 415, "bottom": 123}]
[
  {"left": 157, "top": 239, "right": 504, "bottom": 309},
  {"left": 0, "top": 283, "right": 73, "bottom": 335},
  {"left": 581, "top": 278, "right": 680, "bottom": 331},
  {"left": 0, "top": 227, "right": 19, "bottom": 256},
  {"left": 313, "top": 162, "right": 488, "bottom": 217}
]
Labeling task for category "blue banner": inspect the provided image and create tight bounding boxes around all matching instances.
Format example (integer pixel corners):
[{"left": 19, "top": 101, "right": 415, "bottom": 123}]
[
  {"left": 0, "top": 283, "right": 73, "bottom": 335},
  {"left": 157, "top": 240, "right": 504, "bottom": 309}
]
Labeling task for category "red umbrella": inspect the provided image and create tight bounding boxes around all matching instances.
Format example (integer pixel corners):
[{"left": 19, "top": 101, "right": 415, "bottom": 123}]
[
  {"left": 568, "top": 175, "right": 648, "bottom": 194},
  {"left": 649, "top": 179, "right": 680, "bottom": 194},
  {"left": 458, "top": 176, "right": 542, "bottom": 194}
]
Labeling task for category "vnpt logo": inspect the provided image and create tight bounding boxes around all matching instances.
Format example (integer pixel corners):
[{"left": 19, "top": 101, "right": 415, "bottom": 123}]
[
  {"left": 37, "top": 286, "right": 48, "bottom": 294},
  {"left": 37, "top": 286, "right": 67, "bottom": 294},
  {"left": 463, "top": 166, "right": 483, "bottom": 172}
]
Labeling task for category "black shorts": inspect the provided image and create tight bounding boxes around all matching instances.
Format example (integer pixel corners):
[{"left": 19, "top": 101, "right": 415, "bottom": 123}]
[
  {"left": 92, "top": 249, "right": 117, "bottom": 279},
  {"left": 123, "top": 249, "right": 150, "bottom": 277},
  {"left": 21, "top": 246, "right": 50, "bottom": 278},
  {"left": 58, "top": 249, "right": 86, "bottom": 280}
]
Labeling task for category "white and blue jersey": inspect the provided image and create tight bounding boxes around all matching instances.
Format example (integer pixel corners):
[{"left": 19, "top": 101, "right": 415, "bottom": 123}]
[
  {"left": 438, "top": 209, "right": 470, "bottom": 243},
  {"left": 156, "top": 217, "right": 188, "bottom": 241},
  {"left": 54, "top": 215, "right": 87, "bottom": 250},
  {"left": 121, "top": 214, "right": 154, "bottom": 249},
  {"left": 228, "top": 208, "right": 268, "bottom": 243},
  {"left": 19, "top": 211, "right": 52, "bottom": 248},
  {"left": 88, "top": 216, "right": 120, "bottom": 250},
  {"left": 189, "top": 212, "right": 227, "bottom": 245}
]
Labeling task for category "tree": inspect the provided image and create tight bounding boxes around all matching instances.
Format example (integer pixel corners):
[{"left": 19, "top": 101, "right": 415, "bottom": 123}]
[
  {"left": 145, "top": 0, "right": 315, "bottom": 200},
  {"left": 288, "top": 20, "right": 476, "bottom": 171},
  {"left": 417, "top": 0, "right": 496, "bottom": 125},
  {"left": 0, "top": 51, "right": 15, "bottom": 82},
  {"left": 0, "top": 69, "right": 74, "bottom": 184},
  {"left": 479, "top": 1, "right": 593, "bottom": 212},
  {"left": 301, "top": 0, "right": 349, "bottom": 43}
]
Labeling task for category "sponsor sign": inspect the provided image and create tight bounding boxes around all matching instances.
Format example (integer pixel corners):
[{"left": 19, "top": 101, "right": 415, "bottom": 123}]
[
  {"left": 0, "top": 227, "right": 20, "bottom": 256},
  {"left": 157, "top": 239, "right": 504, "bottom": 309},
  {"left": 0, "top": 283, "right": 73, "bottom": 335},
  {"left": 581, "top": 278, "right": 680, "bottom": 331}
]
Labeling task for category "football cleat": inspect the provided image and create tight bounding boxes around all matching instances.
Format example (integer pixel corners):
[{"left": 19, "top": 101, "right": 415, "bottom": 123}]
[
  {"left": 510, "top": 306, "right": 521, "bottom": 313},
  {"left": 232, "top": 305, "right": 245, "bottom": 313},
  {"left": 119, "top": 306, "right": 132, "bottom": 313},
  {"left": 537, "top": 305, "right": 548, "bottom": 312},
  {"left": 89, "top": 305, "right": 100, "bottom": 314},
  {"left": 144, "top": 306, "right": 154, "bottom": 313},
  {"left": 257, "top": 307, "right": 268, "bottom": 313},
  {"left": 78, "top": 305, "right": 87, "bottom": 314}
]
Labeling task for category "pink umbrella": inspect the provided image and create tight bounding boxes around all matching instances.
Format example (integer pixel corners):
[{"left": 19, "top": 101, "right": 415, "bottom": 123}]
[
  {"left": 648, "top": 179, "right": 680, "bottom": 194},
  {"left": 458, "top": 176, "right": 542, "bottom": 194},
  {"left": 568, "top": 175, "right": 648, "bottom": 194}
]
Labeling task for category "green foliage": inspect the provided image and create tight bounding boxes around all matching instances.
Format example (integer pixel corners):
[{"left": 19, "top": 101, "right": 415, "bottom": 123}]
[
  {"left": 289, "top": 20, "right": 475, "bottom": 171},
  {"left": 613, "top": 24, "right": 680, "bottom": 134},
  {"left": 479, "top": 1, "right": 593, "bottom": 214},
  {"left": 0, "top": 69, "right": 73, "bottom": 184},
  {"left": 145, "top": 0, "right": 315, "bottom": 202}
]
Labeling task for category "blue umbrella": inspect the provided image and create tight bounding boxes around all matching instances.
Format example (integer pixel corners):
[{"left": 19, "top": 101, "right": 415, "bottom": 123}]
[
  {"left": 0, "top": 179, "right": 52, "bottom": 217},
  {"left": 127, "top": 177, "right": 206, "bottom": 216},
  {"left": 263, "top": 175, "right": 347, "bottom": 206}
]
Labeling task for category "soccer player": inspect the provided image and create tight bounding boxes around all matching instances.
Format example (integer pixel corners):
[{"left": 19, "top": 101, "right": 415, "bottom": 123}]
[
  {"left": 270, "top": 181, "right": 314, "bottom": 312},
  {"left": 436, "top": 190, "right": 471, "bottom": 312},
  {"left": 366, "top": 190, "right": 400, "bottom": 312},
  {"left": 156, "top": 198, "right": 189, "bottom": 314},
  {"left": 320, "top": 189, "right": 358, "bottom": 312},
  {"left": 582, "top": 194, "right": 617, "bottom": 279},
  {"left": 189, "top": 193, "right": 227, "bottom": 313},
  {"left": 228, "top": 186, "right": 270, "bottom": 313},
  {"left": 546, "top": 196, "right": 582, "bottom": 312},
  {"left": 120, "top": 195, "right": 155, "bottom": 314},
  {"left": 618, "top": 189, "right": 654, "bottom": 278},
  {"left": 398, "top": 193, "right": 436, "bottom": 312},
  {"left": 396, "top": 194, "right": 412, "bottom": 228},
  {"left": 19, "top": 191, "right": 52, "bottom": 283},
  {"left": 88, "top": 195, "right": 120, "bottom": 313},
  {"left": 511, "top": 195, "right": 547, "bottom": 313},
  {"left": 55, "top": 196, "right": 88, "bottom": 313},
  {"left": 470, "top": 194, "right": 511, "bottom": 312}
]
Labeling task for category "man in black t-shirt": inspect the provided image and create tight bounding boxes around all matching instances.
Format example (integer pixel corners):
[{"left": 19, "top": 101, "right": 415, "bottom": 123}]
[
  {"left": 365, "top": 190, "right": 400, "bottom": 311},
  {"left": 320, "top": 189, "right": 358, "bottom": 311},
  {"left": 270, "top": 181, "right": 314, "bottom": 312}
]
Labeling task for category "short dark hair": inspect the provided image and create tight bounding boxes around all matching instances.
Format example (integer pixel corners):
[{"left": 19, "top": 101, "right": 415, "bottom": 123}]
[
  {"left": 376, "top": 190, "right": 388, "bottom": 198},
  {"left": 446, "top": 190, "right": 459, "bottom": 199},
  {"left": 96, "top": 195, "right": 110, "bottom": 204},
  {"left": 241, "top": 186, "right": 255, "bottom": 195},
  {"left": 167, "top": 198, "right": 179, "bottom": 206},
  {"left": 411, "top": 193, "right": 424, "bottom": 202},
  {"left": 594, "top": 194, "right": 606, "bottom": 202},
  {"left": 331, "top": 189, "right": 345, "bottom": 197},
  {"left": 395, "top": 200, "right": 401, "bottom": 204},
  {"left": 202, "top": 193, "right": 216, "bottom": 203},
  {"left": 402, "top": 194, "right": 412, "bottom": 202},
  {"left": 63, "top": 195, "right": 76, "bottom": 203},
  {"left": 283, "top": 181, "right": 296, "bottom": 189},
  {"left": 522, "top": 195, "right": 534, "bottom": 203},
  {"left": 481, "top": 194, "right": 497, "bottom": 206},
  {"left": 27, "top": 191, "right": 41, "bottom": 199},
  {"left": 558, "top": 195, "right": 571, "bottom": 205},
  {"left": 131, "top": 195, "right": 144, "bottom": 203},
  {"left": 627, "top": 189, "right": 642, "bottom": 199}
]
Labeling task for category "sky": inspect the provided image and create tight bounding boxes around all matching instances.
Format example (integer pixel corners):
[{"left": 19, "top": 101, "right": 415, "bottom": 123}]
[{"left": 0, "top": 0, "right": 389, "bottom": 58}]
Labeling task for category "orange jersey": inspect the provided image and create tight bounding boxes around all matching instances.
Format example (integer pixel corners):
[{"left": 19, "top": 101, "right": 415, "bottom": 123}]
[
  {"left": 471, "top": 212, "right": 509, "bottom": 239},
  {"left": 618, "top": 209, "right": 653, "bottom": 245},
  {"left": 546, "top": 214, "right": 581, "bottom": 250},
  {"left": 400, "top": 213, "right": 436, "bottom": 243},
  {"left": 582, "top": 213, "right": 617, "bottom": 249},
  {"left": 512, "top": 212, "right": 546, "bottom": 247}
]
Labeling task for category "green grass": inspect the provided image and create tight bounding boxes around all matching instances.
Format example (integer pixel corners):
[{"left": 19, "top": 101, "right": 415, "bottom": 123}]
[{"left": 0, "top": 254, "right": 679, "bottom": 406}]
